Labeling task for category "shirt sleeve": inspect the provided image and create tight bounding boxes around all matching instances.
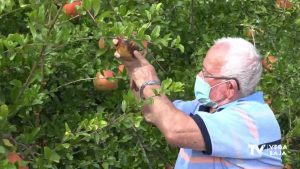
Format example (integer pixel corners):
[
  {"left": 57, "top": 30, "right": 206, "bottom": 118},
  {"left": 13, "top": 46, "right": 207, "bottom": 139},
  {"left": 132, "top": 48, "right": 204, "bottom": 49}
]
[
  {"left": 190, "top": 104, "right": 262, "bottom": 159},
  {"left": 172, "top": 100, "right": 200, "bottom": 115}
]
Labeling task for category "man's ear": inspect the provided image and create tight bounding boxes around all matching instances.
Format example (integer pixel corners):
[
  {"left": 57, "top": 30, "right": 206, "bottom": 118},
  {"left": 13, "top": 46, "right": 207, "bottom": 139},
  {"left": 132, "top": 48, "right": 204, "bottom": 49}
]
[{"left": 227, "top": 80, "right": 238, "bottom": 99}]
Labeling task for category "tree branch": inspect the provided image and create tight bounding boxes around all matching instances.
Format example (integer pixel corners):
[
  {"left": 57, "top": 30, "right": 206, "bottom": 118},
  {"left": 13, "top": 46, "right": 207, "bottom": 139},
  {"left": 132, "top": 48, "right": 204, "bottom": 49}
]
[
  {"left": 15, "top": 5, "right": 63, "bottom": 102},
  {"left": 132, "top": 126, "right": 153, "bottom": 169}
]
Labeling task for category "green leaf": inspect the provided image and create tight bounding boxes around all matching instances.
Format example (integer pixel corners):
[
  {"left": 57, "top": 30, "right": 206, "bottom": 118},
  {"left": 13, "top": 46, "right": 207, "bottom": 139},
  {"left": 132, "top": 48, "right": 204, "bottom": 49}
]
[
  {"left": 61, "top": 143, "right": 70, "bottom": 149},
  {"left": 0, "top": 104, "right": 9, "bottom": 118},
  {"left": 162, "top": 78, "right": 172, "bottom": 90},
  {"left": 83, "top": 0, "right": 92, "bottom": 10},
  {"left": 137, "top": 23, "right": 151, "bottom": 38},
  {"left": 37, "top": 5, "right": 45, "bottom": 22},
  {"left": 7, "top": 34, "right": 24, "bottom": 45},
  {"left": 170, "top": 82, "right": 184, "bottom": 92},
  {"left": 119, "top": 135, "right": 132, "bottom": 143},
  {"left": 151, "top": 25, "right": 161, "bottom": 39},
  {"left": 145, "top": 10, "right": 151, "bottom": 20},
  {"left": 44, "top": 147, "right": 61, "bottom": 163},
  {"left": 18, "top": 127, "right": 40, "bottom": 144},
  {"left": 0, "top": 145, "right": 5, "bottom": 154},
  {"left": 145, "top": 35, "right": 151, "bottom": 41},
  {"left": 178, "top": 44, "right": 185, "bottom": 53},
  {"left": 155, "top": 3, "right": 162, "bottom": 12},
  {"left": 102, "top": 162, "right": 109, "bottom": 169},
  {"left": 119, "top": 5, "right": 127, "bottom": 15},
  {"left": 64, "top": 123, "right": 72, "bottom": 136},
  {"left": 66, "top": 153, "right": 73, "bottom": 160},
  {"left": 95, "top": 133, "right": 100, "bottom": 144},
  {"left": 121, "top": 100, "right": 127, "bottom": 113},
  {"left": 92, "top": 0, "right": 101, "bottom": 16},
  {"left": 99, "top": 120, "right": 107, "bottom": 128},
  {"left": 288, "top": 118, "right": 300, "bottom": 137},
  {"left": 98, "top": 11, "right": 114, "bottom": 21},
  {"left": 134, "top": 116, "right": 143, "bottom": 128},
  {"left": 2, "top": 139, "right": 13, "bottom": 147}
]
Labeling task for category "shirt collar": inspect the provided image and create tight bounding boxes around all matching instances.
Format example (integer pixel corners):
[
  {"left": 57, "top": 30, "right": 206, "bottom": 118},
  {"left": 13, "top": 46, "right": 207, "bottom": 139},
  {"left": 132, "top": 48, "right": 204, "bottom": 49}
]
[
  {"left": 217, "top": 91, "right": 264, "bottom": 110},
  {"left": 237, "top": 91, "right": 264, "bottom": 103}
]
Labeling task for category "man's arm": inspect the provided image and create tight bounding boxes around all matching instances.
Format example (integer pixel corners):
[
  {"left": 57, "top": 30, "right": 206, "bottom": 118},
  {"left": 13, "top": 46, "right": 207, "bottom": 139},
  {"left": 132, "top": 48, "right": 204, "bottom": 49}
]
[
  {"left": 115, "top": 47, "right": 206, "bottom": 151},
  {"left": 142, "top": 85, "right": 206, "bottom": 151}
]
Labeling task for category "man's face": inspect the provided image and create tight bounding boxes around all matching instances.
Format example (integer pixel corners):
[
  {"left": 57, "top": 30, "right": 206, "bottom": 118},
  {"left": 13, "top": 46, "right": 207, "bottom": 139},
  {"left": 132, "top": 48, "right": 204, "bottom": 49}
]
[{"left": 199, "top": 42, "right": 233, "bottom": 105}]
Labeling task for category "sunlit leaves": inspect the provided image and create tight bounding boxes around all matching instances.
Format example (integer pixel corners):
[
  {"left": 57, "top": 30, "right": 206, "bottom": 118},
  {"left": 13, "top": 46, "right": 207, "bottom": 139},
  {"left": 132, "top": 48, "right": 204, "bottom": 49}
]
[{"left": 44, "top": 147, "right": 60, "bottom": 163}]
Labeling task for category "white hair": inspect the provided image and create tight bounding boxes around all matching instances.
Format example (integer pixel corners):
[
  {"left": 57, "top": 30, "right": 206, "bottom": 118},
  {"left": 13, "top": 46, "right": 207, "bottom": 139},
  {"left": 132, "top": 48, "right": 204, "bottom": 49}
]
[{"left": 214, "top": 37, "right": 262, "bottom": 97}]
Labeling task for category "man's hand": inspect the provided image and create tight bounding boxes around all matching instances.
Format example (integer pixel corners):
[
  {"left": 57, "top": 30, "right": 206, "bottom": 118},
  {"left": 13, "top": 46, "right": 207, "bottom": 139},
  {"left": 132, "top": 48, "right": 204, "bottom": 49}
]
[
  {"left": 114, "top": 39, "right": 160, "bottom": 98},
  {"left": 112, "top": 39, "right": 205, "bottom": 151}
]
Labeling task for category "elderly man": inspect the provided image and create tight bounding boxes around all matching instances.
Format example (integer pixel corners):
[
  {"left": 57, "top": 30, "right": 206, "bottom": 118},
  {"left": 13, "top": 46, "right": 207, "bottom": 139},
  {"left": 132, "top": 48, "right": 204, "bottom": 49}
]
[{"left": 117, "top": 37, "right": 282, "bottom": 168}]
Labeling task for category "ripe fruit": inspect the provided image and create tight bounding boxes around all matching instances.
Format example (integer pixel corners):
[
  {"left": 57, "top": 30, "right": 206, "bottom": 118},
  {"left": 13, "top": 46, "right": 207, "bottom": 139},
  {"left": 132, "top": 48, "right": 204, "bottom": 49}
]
[
  {"left": 98, "top": 38, "right": 105, "bottom": 49},
  {"left": 7, "top": 152, "right": 28, "bottom": 169},
  {"left": 19, "top": 166, "right": 29, "bottom": 169},
  {"left": 276, "top": 0, "right": 293, "bottom": 9},
  {"left": 63, "top": 1, "right": 81, "bottom": 16},
  {"left": 262, "top": 55, "right": 277, "bottom": 70},
  {"left": 93, "top": 70, "right": 118, "bottom": 91},
  {"left": 8, "top": 152, "right": 22, "bottom": 164},
  {"left": 113, "top": 37, "right": 139, "bottom": 60},
  {"left": 118, "top": 64, "right": 125, "bottom": 74}
]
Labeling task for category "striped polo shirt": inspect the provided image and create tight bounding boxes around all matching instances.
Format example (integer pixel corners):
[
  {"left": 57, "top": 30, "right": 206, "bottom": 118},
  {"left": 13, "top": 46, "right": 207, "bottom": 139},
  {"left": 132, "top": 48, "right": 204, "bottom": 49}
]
[{"left": 173, "top": 92, "right": 283, "bottom": 169}]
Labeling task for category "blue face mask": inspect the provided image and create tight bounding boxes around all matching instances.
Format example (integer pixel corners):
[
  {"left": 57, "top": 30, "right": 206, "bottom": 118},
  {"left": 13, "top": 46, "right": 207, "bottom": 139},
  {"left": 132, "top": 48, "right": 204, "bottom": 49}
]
[{"left": 194, "top": 75, "right": 228, "bottom": 108}]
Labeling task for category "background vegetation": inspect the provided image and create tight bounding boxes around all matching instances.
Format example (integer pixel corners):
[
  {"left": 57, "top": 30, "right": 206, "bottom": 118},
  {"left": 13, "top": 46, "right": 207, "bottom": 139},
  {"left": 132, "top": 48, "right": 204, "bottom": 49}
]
[{"left": 0, "top": 0, "right": 299, "bottom": 168}]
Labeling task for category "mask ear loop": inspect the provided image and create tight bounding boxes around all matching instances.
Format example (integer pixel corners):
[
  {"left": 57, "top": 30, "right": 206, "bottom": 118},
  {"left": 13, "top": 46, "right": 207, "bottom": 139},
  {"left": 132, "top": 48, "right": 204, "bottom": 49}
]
[
  {"left": 198, "top": 71, "right": 205, "bottom": 80},
  {"left": 209, "top": 80, "right": 230, "bottom": 109}
]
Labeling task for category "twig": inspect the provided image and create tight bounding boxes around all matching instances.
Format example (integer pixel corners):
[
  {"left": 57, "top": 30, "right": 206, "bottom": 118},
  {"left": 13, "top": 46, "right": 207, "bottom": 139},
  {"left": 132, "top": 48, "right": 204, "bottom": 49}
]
[
  {"left": 15, "top": 5, "right": 63, "bottom": 102},
  {"left": 57, "top": 14, "right": 80, "bottom": 25},
  {"left": 189, "top": 0, "right": 195, "bottom": 32},
  {"left": 75, "top": 110, "right": 127, "bottom": 143},
  {"left": 2, "top": 43, "right": 45, "bottom": 55},
  {"left": 85, "top": 8, "right": 99, "bottom": 28},
  {"left": 288, "top": 107, "right": 292, "bottom": 130},
  {"left": 150, "top": 54, "right": 168, "bottom": 75},
  {"left": 107, "top": 0, "right": 123, "bottom": 21},
  {"left": 3, "top": 135, "right": 39, "bottom": 160},
  {"left": 15, "top": 46, "right": 46, "bottom": 101},
  {"left": 39, "top": 1, "right": 52, "bottom": 83},
  {"left": 50, "top": 76, "right": 124, "bottom": 92},
  {"left": 251, "top": 26, "right": 256, "bottom": 47},
  {"left": 51, "top": 77, "right": 95, "bottom": 91},
  {"left": 0, "top": 4, "right": 33, "bottom": 18},
  {"left": 132, "top": 127, "right": 153, "bottom": 169}
]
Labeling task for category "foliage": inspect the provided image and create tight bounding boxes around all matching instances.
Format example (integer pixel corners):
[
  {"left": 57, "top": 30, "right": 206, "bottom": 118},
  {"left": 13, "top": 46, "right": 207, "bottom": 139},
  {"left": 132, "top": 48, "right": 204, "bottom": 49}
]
[{"left": 0, "top": 0, "right": 299, "bottom": 168}]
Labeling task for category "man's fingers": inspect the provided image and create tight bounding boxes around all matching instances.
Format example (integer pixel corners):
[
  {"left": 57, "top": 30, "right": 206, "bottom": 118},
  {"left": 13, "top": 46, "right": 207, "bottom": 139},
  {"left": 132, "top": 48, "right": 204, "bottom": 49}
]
[
  {"left": 112, "top": 38, "right": 119, "bottom": 46},
  {"left": 114, "top": 51, "right": 121, "bottom": 58}
]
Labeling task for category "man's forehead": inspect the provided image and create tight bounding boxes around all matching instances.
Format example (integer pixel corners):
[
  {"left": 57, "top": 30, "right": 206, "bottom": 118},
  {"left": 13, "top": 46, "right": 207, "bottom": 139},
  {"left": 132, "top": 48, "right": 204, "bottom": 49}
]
[
  {"left": 203, "top": 42, "right": 230, "bottom": 73},
  {"left": 208, "top": 42, "right": 230, "bottom": 56}
]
